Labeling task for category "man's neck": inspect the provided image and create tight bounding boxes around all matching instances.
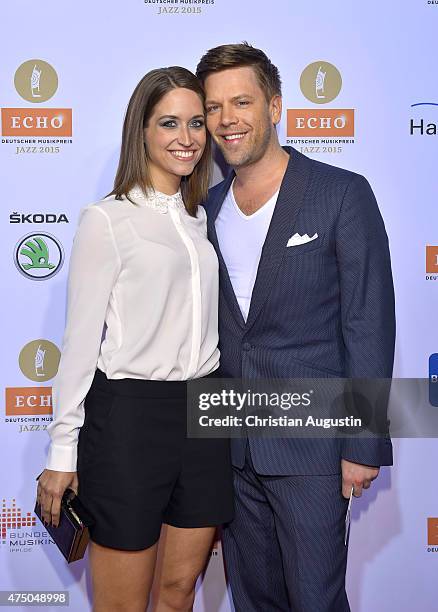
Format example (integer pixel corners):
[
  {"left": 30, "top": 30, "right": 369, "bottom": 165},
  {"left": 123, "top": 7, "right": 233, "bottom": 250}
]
[
  {"left": 233, "top": 143, "right": 290, "bottom": 192},
  {"left": 230, "top": 143, "right": 290, "bottom": 215}
]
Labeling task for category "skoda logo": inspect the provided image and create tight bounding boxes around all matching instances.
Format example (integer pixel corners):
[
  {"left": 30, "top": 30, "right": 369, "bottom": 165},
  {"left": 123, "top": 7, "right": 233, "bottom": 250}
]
[{"left": 14, "top": 232, "right": 64, "bottom": 280}]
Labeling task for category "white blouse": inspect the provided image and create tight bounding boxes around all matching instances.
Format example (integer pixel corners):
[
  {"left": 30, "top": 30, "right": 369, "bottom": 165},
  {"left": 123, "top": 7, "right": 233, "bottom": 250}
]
[{"left": 45, "top": 187, "right": 220, "bottom": 472}]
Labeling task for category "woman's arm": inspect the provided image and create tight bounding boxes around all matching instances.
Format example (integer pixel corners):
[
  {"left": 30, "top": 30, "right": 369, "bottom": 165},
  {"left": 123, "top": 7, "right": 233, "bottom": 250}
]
[{"left": 45, "top": 205, "right": 121, "bottom": 472}]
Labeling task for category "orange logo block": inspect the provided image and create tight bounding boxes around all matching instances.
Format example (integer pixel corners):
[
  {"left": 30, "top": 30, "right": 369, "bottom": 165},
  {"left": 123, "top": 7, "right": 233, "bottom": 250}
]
[
  {"left": 428, "top": 518, "right": 438, "bottom": 545},
  {"left": 5, "top": 387, "right": 52, "bottom": 415},
  {"left": 426, "top": 246, "right": 438, "bottom": 274},
  {"left": 287, "top": 109, "right": 354, "bottom": 136},
  {"left": 1, "top": 108, "right": 72, "bottom": 136}
]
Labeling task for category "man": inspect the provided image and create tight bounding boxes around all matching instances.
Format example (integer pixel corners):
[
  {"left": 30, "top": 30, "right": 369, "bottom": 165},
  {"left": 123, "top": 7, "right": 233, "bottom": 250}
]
[{"left": 196, "top": 43, "right": 395, "bottom": 611}]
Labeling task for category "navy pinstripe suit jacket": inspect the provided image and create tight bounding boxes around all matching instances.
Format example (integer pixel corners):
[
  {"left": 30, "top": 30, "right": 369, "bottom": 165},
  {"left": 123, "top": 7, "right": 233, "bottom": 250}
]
[{"left": 204, "top": 146, "right": 395, "bottom": 475}]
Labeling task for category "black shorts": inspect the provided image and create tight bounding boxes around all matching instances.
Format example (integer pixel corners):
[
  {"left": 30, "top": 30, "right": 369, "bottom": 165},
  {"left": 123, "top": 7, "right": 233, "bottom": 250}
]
[{"left": 76, "top": 368, "right": 234, "bottom": 551}]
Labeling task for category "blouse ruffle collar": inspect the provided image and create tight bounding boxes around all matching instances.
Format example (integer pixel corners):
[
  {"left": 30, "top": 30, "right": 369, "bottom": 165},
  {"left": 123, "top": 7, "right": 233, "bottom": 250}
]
[{"left": 127, "top": 185, "right": 185, "bottom": 214}]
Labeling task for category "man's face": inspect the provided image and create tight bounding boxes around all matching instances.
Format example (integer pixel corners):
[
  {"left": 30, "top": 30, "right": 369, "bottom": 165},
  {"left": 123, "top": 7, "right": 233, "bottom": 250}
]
[{"left": 204, "top": 66, "right": 280, "bottom": 168}]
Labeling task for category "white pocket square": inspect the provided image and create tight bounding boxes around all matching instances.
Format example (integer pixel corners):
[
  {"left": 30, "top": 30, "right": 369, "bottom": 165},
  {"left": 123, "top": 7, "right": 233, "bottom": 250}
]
[{"left": 287, "top": 232, "right": 318, "bottom": 247}]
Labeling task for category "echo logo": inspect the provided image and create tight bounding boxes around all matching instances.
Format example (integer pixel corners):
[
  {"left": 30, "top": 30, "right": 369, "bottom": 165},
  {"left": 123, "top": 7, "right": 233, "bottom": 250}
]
[
  {"left": 14, "top": 60, "right": 58, "bottom": 103},
  {"left": 426, "top": 246, "right": 438, "bottom": 274},
  {"left": 5, "top": 387, "right": 52, "bottom": 416},
  {"left": 1, "top": 108, "right": 72, "bottom": 136},
  {"left": 429, "top": 354, "right": 438, "bottom": 407},
  {"left": 427, "top": 518, "right": 438, "bottom": 546},
  {"left": 300, "top": 61, "right": 342, "bottom": 105},
  {"left": 18, "top": 340, "right": 61, "bottom": 382},
  {"left": 1, "top": 60, "right": 73, "bottom": 142},
  {"left": 287, "top": 109, "right": 354, "bottom": 136}
]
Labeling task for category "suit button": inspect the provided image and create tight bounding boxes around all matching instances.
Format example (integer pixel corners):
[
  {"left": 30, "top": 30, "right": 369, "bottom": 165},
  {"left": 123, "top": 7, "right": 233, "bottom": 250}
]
[{"left": 242, "top": 342, "right": 252, "bottom": 351}]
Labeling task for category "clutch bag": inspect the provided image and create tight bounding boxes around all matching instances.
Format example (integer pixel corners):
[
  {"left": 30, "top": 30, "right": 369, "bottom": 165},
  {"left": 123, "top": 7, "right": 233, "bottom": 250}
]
[{"left": 34, "top": 472, "right": 94, "bottom": 563}]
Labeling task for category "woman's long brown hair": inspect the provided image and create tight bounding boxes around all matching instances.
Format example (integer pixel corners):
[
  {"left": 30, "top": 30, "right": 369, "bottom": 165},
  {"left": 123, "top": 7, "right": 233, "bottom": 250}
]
[{"left": 108, "top": 67, "right": 211, "bottom": 216}]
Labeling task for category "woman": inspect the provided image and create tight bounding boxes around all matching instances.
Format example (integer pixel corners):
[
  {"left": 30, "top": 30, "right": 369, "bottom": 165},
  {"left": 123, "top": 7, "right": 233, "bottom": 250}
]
[{"left": 36, "top": 67, "right": 234, "bottom": 611}]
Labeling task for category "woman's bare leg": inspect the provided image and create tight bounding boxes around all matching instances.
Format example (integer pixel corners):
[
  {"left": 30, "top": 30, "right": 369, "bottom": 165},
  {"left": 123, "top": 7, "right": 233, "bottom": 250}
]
[
  {"left": 89, "top": 539, "right": 158, "bottom": 612},
  {"left": 152, "top": 525, "right": 216, "bottom": 611}
]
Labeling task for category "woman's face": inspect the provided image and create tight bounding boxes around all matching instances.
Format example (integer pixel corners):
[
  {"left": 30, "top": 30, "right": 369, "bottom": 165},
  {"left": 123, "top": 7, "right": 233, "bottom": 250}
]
[{"left": 144, "top": 87, "right": 206, "bottom": 185}]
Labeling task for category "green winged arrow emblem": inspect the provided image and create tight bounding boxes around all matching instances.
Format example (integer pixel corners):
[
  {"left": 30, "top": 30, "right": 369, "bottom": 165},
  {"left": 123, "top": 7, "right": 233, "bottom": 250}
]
[{"left": 20, "top": 237, "right": 55, "bottom": 270}]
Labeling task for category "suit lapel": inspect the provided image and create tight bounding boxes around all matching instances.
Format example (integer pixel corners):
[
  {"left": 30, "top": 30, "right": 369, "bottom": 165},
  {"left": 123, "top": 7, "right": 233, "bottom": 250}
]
[
  {"left": 207, "top": 172, "right": 246, "bottom": 329},
  {"left": 244, "top": 147, "right": 312, "bottom": 332}
]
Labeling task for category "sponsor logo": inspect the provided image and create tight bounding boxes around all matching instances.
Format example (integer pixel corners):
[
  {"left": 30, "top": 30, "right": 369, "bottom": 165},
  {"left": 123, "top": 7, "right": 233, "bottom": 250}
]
[
  {"left": 144, "top": 0, "right": 217, "bottom": 16},
  {"left": 14, "top": 60, "right": 58, "bottom": 103},
  {"left": 426, "top": 245, "right": 438, "bottom": 281},
  {"left": 1, "top": 108, "right": 72, "bottom": 137},
  {"left": 4, "top": 386, "right": 53, "bottom": 430},
  {"left": 430, "top": 354, "right": 438, "bottom": 407},
  {"left": 427, "top": 517, "right": 438, "bottom": 552},
  {"left": 5, "top": 387, "right": 52, "bottom": 416},
  {"left": 300, "top": 61, "right": 342, "bottom": 104},
  {"left": 1, "top": 499, "right": 36, "bottom": 541},
  {"left": 287, "top": 109, "right": 354, "bottom": 137},
  {"left": 1, "top": 60, "right": 73, "bottom": 151},
  {"left": 286, "top": 61, "right": 354, "bottom": 154},
  {"left": 10, "top": 212, "right": 69, "bottom": 224},
  {"left": 19, "top": 340, "right": 60, "bottom": 382},
  {"left": 426, "top": 246, "right": 438, "bottom": 274},
  {"left": 410, "top": 102, "right": 438, "bottom": 136},
  {"left": 1, "top": 498, "right": 53, "bottom": 551},
  {"left": 14, "top": 232, "right": 64, "bottom": 280}
]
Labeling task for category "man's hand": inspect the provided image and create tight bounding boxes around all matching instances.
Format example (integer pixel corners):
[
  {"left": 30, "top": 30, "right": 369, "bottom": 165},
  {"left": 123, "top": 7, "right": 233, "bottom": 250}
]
[{"left": 341, "top": 459, "right": 379, "bottom": 498}]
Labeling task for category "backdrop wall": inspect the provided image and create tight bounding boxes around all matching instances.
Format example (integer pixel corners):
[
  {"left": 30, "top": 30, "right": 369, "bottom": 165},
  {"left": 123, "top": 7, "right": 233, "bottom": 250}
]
[{"left": 1, "top": 1, "right": 437, "bottom": 610}]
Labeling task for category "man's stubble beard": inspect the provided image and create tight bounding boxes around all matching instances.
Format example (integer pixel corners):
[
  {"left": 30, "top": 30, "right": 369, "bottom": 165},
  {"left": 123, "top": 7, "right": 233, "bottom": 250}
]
[{"left": 216, "top": 118, "right": 275, "bottom": 170}]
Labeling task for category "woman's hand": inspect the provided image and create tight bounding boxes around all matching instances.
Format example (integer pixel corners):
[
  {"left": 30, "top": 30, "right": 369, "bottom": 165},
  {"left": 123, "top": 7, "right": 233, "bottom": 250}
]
[{"left": 36, "top": 469, "right": 78, "bottom": 527}]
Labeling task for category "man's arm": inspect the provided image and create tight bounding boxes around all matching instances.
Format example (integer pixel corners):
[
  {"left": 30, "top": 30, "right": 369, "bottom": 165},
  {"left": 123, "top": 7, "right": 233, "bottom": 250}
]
[{"left": 335, "top": 173, "right": 396, "bottom": 491}]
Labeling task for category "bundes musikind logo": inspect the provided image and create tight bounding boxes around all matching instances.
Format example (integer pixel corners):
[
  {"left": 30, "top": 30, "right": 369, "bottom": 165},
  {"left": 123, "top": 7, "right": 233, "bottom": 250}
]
[{"left": 1, "top": 497, "right": 53, "bottom": 553}]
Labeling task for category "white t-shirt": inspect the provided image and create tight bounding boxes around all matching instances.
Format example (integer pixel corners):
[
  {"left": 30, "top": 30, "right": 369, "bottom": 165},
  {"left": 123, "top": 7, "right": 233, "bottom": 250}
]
[{"left": 215, "top": 179, "right": 279, "bottom": 321}]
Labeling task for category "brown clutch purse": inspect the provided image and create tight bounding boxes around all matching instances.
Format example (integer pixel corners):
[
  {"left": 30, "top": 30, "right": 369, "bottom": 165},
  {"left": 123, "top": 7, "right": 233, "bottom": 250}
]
[{"left": 34, "top": 472, "right": 94, "bottom": 563}]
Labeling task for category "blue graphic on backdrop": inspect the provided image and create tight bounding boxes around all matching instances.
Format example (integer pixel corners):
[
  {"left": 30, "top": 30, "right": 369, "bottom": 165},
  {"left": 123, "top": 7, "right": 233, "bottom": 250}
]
[
  {"left": 429, "top": 354, "right": 438, "bottom": 407},
  {"left": 411, "top": 102, "right": 438, "bottom": 107}
]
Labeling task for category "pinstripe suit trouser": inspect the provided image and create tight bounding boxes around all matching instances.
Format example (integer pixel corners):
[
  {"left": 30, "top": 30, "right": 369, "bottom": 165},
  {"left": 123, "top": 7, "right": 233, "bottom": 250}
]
[{"left": 222, "top": 442, "right": 351, "bottom": 612}]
